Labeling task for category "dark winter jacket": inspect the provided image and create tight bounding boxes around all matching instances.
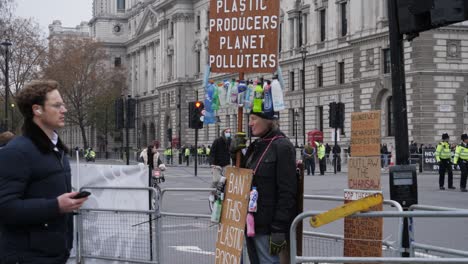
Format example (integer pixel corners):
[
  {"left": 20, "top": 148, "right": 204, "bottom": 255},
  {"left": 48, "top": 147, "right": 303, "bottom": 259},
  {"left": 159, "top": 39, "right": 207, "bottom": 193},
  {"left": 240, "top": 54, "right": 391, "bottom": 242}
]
[
  {"left": 209, "top": 136, "right": 232, "bottom": 167},
  {"left": 242, "top": 129, "right": 297, "bottom": 234},
  {"left": 0, "top": 121, "right": 72, "bottom": 264}
]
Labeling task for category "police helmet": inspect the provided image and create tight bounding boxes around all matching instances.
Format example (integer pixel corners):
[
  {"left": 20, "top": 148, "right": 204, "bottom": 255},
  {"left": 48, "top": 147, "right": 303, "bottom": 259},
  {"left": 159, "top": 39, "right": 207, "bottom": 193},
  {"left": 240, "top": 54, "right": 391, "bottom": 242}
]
[
  {"left": 462, "top": 133, "right": 468, "bottom": 141},
  {"left": 442, "top": 133, "right": 449, "bottom": 140}
]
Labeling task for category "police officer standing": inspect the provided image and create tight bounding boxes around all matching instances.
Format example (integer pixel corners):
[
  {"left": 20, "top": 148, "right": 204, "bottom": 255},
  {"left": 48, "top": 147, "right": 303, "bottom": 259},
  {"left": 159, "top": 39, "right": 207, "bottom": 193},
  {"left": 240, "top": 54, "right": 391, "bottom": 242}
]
[
  {"left": 315, "top": 141, "right": 326, "bottom": 175},
  {"left": 435, "top": 133, "right": 455, "bottom": 190},
  {"left": 454, "top": 134, "right": 468, "bottom": 192}
]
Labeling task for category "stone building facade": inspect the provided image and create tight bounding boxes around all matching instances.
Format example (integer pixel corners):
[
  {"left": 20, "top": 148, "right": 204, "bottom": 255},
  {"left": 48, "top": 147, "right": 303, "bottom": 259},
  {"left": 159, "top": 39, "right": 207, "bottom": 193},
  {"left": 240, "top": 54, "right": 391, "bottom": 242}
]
[{"left": 54, "top": 0, "right": 468, "bottom": 152}]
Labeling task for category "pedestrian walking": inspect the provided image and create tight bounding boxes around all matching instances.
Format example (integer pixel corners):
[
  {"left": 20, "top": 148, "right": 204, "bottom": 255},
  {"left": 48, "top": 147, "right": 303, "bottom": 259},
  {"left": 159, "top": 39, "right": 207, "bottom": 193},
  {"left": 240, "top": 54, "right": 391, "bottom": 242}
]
[
  {"left": 209, "top": 128, "right": 232, "bottom": 187},
  {"left": 0, "top": 80, "right": 88, "bottom": 263},
  {"left": 435, "top": 133, "right": 455, "bottom": 190},
  {"left": 234, "top": 110, "right": 297, "bottom": 264},
  {"left": 302, "top": 143, "right": 315, "bottom": 176},
  {"left": 454, "top": 133, "right": 468, "bottom": 192},
  {"left": 332, "top": 144, "right": 341, "bottom": 172}
]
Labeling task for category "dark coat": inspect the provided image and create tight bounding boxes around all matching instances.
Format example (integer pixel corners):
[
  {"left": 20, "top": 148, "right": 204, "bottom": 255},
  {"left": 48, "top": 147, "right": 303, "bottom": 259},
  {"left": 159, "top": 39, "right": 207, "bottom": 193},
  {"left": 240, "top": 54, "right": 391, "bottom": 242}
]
[
  {"left": 0, "top": 121, "right": 72, "bottom": 263},
  {"left": 242, "top": 129, "right": 297, "bottom": 234},
  {"left": 209, "top": 136, "right": 231, "bottom": 167}
]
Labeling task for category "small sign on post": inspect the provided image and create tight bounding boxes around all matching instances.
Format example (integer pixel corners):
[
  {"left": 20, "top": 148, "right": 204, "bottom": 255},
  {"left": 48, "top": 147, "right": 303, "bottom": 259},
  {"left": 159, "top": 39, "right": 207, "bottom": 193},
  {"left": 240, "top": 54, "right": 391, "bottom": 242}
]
[{"left": 215, "top": 167, "right": 253, "bottom": 264}]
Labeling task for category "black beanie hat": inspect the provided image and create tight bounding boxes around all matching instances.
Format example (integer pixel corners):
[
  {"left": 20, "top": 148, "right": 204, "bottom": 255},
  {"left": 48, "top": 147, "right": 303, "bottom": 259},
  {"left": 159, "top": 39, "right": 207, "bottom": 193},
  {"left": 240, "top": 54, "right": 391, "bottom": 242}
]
[{"left": 250, "top": 110, "right": 279, "bottom": 120}]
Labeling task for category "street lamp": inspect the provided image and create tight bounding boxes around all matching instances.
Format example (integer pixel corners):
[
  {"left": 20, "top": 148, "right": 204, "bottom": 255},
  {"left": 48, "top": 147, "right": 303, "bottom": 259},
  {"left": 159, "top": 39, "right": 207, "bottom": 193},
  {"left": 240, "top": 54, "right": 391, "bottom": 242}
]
[
  {"left": 300, "top": 45, "right": 308, "bottom": 146},
  {"left": 1, "top": 39, "right": 12, "bottom": 131},
  {"left": 10, "top": 103, "right": 14, "bottom": 132}
]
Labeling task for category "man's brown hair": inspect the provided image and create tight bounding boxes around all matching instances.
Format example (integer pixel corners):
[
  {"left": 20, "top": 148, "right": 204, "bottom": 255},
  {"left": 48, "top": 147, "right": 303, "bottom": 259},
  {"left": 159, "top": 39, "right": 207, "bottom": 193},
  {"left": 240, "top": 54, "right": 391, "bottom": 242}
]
[{"left": 16, "top": 80, "right": 59, "bottom": 120}]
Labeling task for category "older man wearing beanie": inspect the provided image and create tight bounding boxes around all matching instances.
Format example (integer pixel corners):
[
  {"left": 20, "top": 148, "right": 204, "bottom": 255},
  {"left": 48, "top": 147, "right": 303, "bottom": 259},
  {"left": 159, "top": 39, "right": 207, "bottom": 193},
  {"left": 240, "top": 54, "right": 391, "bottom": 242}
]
[{"left": 232, "top": 109, "right": 297, "bottom": 264}]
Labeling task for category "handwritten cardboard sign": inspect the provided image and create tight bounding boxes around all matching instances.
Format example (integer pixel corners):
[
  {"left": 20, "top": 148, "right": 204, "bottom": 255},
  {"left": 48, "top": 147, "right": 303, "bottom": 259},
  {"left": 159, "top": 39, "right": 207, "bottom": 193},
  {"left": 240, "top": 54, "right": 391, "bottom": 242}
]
[
  {"left": 348, "top": 157, "right": 381, "bottom": 190},
  {"left": 343, "top": 189, "right": 383, "bottom": 259},
  {"left": 215, "top": 167, "right": 253, "bottom": 264},
  {"left": 350, "top": 111, "right": 381, "bottom": 157},
  {"left": 208, "top": 0, "right": 280, "bottom": 73}
]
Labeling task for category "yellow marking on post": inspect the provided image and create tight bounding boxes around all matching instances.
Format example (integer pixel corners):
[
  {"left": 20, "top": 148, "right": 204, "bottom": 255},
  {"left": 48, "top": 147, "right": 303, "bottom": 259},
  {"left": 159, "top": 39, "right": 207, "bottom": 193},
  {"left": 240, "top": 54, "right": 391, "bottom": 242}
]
[{"left": 310, "top": 193, "right": 383, "bottom": 228}]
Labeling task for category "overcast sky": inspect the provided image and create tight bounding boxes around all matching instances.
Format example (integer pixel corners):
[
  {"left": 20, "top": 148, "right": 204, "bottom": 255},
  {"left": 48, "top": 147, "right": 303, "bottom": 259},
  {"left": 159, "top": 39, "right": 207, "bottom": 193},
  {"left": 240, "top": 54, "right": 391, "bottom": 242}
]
[{"left": 15, "top": 0, "right": 93, "bottom": 34}]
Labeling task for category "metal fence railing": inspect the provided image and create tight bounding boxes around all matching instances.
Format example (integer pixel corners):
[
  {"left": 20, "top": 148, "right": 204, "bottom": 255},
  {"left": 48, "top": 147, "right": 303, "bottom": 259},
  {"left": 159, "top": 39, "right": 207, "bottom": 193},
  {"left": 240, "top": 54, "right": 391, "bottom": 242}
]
[
  {"left": 158, "top": 188, "right": 216, "bottom": 264},
  {"left": 290, "top": 210, "right": 468, "bottom": 263},
  {"left": 302, "top": 195, "right": 403, "bottom": 258},
  {"left": 76, "top": 186, "right": 159, "bottom": 264}
]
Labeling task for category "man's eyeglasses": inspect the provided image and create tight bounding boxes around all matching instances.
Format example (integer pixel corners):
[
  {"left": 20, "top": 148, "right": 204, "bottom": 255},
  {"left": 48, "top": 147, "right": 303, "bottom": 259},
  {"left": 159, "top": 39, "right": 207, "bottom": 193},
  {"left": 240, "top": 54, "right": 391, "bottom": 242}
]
[{"left": 46, "top": 103, "right": 67, "bottom": 110}]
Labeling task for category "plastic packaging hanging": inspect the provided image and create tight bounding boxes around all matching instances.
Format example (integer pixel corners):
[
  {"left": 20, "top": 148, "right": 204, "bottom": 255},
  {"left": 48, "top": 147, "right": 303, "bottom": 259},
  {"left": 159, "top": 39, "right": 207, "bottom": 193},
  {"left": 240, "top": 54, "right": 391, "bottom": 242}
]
[
  {"left": 252, "top": 81, "right": 264, "bottom": 113},
  {"left": 237, "top": 80, "right": 247, "bottom": 107},
  {"left": 271, "top": 77, "right": 285, "bottom": 111},
  {"left": 204, "top": 80, "right": 216, "bottom": 124},
  {"left": 244, "top": 81, "right": 254, "bottom": 112},
  {"left": 212, "top": 83, "right": 220, "bottom": 111},
  {"left": 263, "top": 80, "right": 273, "bottom": 113},
  {"left": 229, "top": 79, "right": 238, "bottom": 105},
  {"left": 218, "top": 80, "right": 228, "bottom": 107}
]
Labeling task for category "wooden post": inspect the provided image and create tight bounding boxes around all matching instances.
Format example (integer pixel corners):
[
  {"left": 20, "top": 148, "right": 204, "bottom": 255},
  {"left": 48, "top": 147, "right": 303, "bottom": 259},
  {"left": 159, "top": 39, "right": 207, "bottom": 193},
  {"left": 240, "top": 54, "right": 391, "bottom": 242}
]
[{"left": 236, "top": 72, "right": 245, "bottom": 168}]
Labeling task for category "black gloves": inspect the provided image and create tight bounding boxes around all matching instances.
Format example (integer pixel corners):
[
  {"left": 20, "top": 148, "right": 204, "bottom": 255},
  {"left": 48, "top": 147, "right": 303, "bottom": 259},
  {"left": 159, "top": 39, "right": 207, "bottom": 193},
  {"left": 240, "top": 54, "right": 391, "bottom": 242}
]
[
  {"left": 269, "top": 232, "right": 287, "bottom": 255},
  {"left": 230, "top": 132, "right": 247, "bottom": 153}
]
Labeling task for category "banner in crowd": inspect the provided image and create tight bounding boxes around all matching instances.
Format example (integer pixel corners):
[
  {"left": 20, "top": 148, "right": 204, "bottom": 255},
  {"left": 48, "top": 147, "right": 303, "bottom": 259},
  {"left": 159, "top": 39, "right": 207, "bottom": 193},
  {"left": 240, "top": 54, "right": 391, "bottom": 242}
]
[{"left": 422, "top": 148, "right": 460, "bottom": 171}]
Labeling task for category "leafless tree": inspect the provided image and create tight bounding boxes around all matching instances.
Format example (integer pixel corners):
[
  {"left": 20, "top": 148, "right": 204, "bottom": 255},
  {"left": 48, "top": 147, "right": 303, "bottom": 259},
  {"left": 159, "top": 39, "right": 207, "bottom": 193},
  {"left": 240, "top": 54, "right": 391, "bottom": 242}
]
[{"left": 43, "top": 36, "right": 126, "bottom": 148}]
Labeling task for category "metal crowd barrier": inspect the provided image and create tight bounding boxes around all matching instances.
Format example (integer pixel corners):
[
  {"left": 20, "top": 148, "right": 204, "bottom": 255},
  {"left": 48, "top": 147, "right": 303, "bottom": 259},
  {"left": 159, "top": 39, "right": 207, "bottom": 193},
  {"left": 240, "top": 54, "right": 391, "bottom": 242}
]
[
  {"left": 290, "top": 210, "right": 468, "bottom": 263},
  {"left": 302, "top": 195, "right": 404, "bottom": 257},
  {"left": 76, "top": 186, "right": 160, "bottom": 264},
  {"left": 408, "top": 205, "right": 468, "bottom": 259},
  {"left": 158, "top": 188, "right": 217, "bottom": 264}
]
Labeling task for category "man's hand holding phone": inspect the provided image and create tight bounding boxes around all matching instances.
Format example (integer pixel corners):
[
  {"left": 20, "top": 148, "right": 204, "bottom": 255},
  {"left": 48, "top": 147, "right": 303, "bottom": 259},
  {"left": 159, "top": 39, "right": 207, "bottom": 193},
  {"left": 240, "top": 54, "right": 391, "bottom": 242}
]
[{"left": 57, "top": 191, "right": 91, "bottom": 213}]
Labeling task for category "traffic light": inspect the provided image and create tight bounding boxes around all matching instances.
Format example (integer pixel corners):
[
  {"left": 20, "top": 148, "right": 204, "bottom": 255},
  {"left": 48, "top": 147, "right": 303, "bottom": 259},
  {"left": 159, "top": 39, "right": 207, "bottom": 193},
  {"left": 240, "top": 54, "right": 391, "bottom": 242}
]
[
  {"left": 329, "top": 102, "right": 345, "bottom": 129},
  {"left": 398, "top": 0, "right": 468, "bottom": 35},
  {"left": 337, "top": 102, "right": 345, "bottom": 130},
  {"left": 189, "top": 101, "right": 204, "bottom": 129},
  {"left": 115, "top": 98, "right": 124, "bottom": 130},
  {"left": 329, "top": 102, "right": 337, "bottom": 128}
]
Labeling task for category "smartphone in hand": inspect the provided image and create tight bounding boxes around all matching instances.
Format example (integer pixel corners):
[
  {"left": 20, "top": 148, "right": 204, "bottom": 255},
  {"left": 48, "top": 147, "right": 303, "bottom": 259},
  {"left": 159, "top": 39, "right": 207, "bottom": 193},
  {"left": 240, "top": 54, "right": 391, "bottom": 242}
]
[{"left": 72, "top": 191, "right": 91, "bottom": 199}]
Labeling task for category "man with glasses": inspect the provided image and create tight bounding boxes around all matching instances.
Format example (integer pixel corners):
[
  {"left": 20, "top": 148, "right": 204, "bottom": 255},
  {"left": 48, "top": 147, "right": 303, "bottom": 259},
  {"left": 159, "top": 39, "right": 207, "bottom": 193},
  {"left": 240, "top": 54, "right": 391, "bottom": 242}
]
[{"left": 0, "top": 80, "right": 88, "bottom": 263}]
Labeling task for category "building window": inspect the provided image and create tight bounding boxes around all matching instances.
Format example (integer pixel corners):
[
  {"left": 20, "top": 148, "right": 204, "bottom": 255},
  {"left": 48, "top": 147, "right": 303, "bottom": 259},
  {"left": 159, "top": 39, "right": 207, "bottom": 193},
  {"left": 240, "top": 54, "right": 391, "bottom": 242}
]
[
  {"left": 290, "top": 71, "right": 295, "bottom": 91},
  {"left": 338, "top": 61, "right": 344, "bottom": 84},
  {"left": 298, "top": 14, "right": 303, "bottom": 47},
  {"left": 387, "top": 96, "right": 394, "bottom": 136},
  {"left": 170, "top": 21, "right": 174, "bottom": 38},
  {"left": 383, "top": 48, "right": 391, "bottom": 74},
  {"left": 317, "top": 106, "right": 323, "bottom": 131},
  {"left": 206, "top": 11, "right": 210, "bottom": 27},
  {"left": 117, "top": 0, "right": 125, "bottom": 12},
  {"left": 196, "top": 50, "right": 201, "bottom": 73},
  {"left": 317, "top": 66, "right": 323, "bottom": 87},
  {"left": 168, "top": 56, "right": 173, "bottom": 80},
  {"left": 289, "top": 109, "right": 295, "bottom": 138},
  {"left": 340, "top": 2, "right": 347, "bottom": 37},
  {"left": 320, "top": 9, "right": 326, "bottom": 42},
  {"left": 279, "top": 22, "right": 283, "bottom": 52},
  {"left": 114, "top": 57, "right": 121, "bottom": 67},
  {"left": 196, "top": 15, "right": 201, "bottom": 31}
]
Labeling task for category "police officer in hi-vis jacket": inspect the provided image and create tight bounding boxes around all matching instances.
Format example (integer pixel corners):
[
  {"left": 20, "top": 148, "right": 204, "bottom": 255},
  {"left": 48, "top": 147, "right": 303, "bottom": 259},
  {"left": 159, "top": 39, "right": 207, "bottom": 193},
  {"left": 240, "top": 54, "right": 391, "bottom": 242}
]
[
  {"left": 435, "top": 133, "right": 455, "bottom": 190},
  {"left": 454, "top": 133, "right": 468, "bottom": 192}
]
